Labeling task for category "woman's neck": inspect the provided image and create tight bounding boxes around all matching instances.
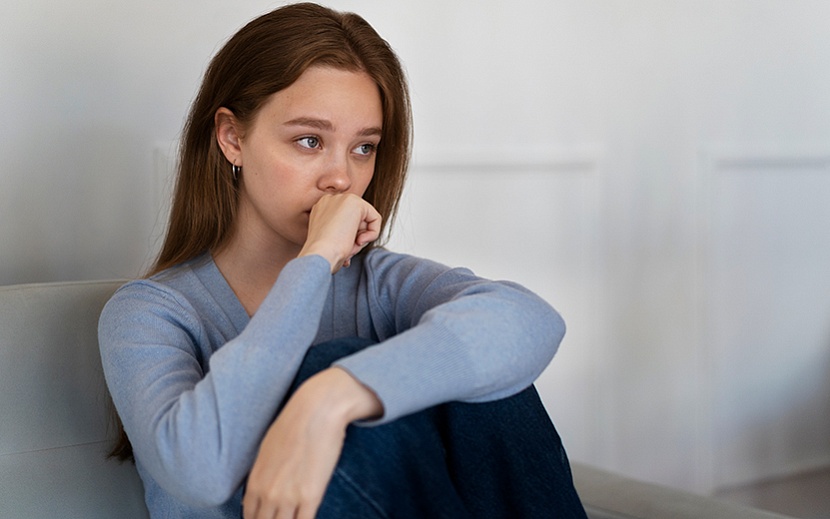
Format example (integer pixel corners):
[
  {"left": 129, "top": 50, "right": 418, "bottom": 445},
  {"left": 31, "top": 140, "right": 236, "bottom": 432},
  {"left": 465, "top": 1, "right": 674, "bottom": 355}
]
[{"left": 212, "top": 235, "right": 301, "bottom": 317}]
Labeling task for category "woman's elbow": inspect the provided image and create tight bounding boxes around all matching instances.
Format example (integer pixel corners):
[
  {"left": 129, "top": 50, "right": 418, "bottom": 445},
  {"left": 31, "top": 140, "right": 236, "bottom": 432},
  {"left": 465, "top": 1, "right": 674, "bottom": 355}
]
[
  {"left": 158, "top": 463, "right": 242, "bottom": 508},
  {"left": 139, "top": 438, "right": 245, "bottom": 508},
  {"left": 510, "top": 284, "right": 566, "bottom": 358}
]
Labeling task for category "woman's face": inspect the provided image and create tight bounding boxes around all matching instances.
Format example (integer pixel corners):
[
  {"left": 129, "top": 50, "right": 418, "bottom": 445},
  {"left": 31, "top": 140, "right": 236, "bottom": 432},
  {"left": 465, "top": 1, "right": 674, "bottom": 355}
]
[{"left": 223, "top": 66, "right": 383, "bottom": 254}]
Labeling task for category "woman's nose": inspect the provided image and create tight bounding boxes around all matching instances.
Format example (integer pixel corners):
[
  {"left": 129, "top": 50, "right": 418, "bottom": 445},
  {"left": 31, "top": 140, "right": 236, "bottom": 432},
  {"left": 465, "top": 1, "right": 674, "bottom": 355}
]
[{"left": 318, "top": 157, "right": 352, "bottom": 193}]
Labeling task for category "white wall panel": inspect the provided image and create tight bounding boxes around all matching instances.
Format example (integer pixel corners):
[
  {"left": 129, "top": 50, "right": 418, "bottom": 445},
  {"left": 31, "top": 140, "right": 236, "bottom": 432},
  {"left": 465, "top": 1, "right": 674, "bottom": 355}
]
[
  {"left": 387, "top": 149, "right": 605, "bottom": 464},
  {"left": 700, "top": 149, "right": 830, "bottom": 489}
]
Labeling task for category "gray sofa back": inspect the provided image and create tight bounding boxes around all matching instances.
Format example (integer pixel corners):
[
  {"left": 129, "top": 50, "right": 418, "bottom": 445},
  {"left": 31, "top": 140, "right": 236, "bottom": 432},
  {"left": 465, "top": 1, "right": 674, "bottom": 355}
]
[{"left": 0, "top": 281, "right": 149, "bottom": 518}]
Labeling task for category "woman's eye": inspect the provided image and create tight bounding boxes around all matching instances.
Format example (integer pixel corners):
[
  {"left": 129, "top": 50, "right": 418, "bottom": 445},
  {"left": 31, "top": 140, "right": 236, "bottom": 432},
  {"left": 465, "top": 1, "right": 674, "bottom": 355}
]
[
  {"left": 354, "top": 143, "right": 376, "bottom": 156},
  {"left": 297, "top": 136, "right": 320, "bottom": 149}
]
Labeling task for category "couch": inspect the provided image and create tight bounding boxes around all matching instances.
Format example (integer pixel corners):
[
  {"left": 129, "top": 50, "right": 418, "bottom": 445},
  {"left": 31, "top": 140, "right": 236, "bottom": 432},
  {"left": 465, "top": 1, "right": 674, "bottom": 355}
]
[{"left": 0, "top": 280, "right": 794, "bottom": 518}]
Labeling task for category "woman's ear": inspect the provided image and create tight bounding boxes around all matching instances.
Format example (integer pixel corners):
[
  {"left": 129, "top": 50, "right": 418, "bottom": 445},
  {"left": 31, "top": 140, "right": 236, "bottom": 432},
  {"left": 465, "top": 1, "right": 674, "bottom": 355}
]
[{"left": 215, "top": 107, "right": 243, "bottom": 165}]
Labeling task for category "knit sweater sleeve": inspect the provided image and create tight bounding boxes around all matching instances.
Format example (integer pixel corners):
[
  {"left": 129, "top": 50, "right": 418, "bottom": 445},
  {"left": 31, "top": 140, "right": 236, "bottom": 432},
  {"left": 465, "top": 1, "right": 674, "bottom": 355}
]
[
  {"left": 333, "top": 249, "right": 566, "bottom": 424},
  {"left": 98, "top": 255, "right": 332, "bottom": 507}
]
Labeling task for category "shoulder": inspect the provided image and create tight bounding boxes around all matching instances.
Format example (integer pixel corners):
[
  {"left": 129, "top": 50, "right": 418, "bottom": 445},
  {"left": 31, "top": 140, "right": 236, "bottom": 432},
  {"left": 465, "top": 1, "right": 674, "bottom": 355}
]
[
  {"left": 362, "top": 248, "right": 563, "bottom": 327},
  {"left": 99, "top": 258, "right": 209, "bottom": 339},
  {"left": 360, "top": 247, "right": 532, "bottom": 317},
  {"left": 362, "top": 247, "right": 475, "bottom": 286}
]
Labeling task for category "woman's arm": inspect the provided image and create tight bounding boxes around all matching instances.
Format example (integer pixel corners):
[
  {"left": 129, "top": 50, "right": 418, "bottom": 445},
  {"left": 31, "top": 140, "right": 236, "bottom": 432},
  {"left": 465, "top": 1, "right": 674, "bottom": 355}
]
[
  {"left": 98, "top": 255, "right": 333, "bottom": 507},
  {"left": 241, "top": 193, "right": 384, "bottom": 519},
  {"left": 100, "top": 194, "right": 382, "bottom": 509},
  {"left": 335, "top": 249, "right": 566, "bottom": 424}
]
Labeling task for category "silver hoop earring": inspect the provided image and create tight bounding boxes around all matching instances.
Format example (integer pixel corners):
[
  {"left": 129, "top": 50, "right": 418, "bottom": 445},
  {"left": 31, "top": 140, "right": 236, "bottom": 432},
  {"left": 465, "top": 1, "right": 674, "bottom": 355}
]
[{"left": 232, "top": 164, "right": 241, "bottom": 181}]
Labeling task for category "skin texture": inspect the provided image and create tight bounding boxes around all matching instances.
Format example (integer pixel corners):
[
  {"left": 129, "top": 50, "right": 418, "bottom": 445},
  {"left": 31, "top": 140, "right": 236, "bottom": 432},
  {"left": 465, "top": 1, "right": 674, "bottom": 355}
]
[{"left": 213, "top": 66, "right": 385, "bottom": 519}]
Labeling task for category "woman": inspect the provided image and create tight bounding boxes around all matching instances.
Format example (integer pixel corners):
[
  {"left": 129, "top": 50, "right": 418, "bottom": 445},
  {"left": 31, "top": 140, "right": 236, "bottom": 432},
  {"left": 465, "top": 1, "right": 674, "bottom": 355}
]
[{"left": 99, "top": 3, "right": 587, "bottom": 518}]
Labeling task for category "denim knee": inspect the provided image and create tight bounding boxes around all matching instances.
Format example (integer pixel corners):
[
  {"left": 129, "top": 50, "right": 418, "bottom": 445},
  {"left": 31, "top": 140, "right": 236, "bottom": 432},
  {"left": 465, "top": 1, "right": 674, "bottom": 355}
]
[{"left": 290, "top": 337, "right": 376, "bottom": 391}]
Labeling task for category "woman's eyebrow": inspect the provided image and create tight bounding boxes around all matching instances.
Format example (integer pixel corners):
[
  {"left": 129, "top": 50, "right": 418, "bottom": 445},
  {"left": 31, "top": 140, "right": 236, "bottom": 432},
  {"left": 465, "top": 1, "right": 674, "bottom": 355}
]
[
  {"left": 283, "top": 117, "right": 381, "bottom": 137},
  {"left": 283, "top": 117, "right": 334, "bottom": 131},
  {"left": 359, "top": 126, "right": 383, "bottom": 137}
]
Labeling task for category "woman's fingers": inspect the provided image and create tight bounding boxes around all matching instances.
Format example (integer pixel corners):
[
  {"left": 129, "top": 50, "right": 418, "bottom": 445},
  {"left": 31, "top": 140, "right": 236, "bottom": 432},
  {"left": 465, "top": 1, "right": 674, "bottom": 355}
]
[{"left": 299, "top": 193, "right": 382, "bottom": 272}]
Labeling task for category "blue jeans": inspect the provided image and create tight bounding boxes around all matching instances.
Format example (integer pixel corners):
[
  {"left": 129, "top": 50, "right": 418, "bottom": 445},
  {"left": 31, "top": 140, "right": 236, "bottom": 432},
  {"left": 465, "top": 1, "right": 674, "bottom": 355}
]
[{"left": 287, "top": 338, "right": 587, "bottom": 519}]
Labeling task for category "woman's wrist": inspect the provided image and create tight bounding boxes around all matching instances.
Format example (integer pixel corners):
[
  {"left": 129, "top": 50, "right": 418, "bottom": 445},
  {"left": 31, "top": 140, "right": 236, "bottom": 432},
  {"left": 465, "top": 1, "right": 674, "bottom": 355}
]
[
  {"left": 297, "top": 367, "right": 383, "bottom": 427},
  {"left": 297, "top": 244, "right": 339, "bottom": 274}
]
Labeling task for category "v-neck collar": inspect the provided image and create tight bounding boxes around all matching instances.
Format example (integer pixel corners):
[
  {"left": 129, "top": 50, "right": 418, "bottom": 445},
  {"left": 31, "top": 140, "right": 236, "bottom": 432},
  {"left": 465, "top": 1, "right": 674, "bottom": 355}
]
[{"left": 192, "top": 253, "right": 251, "bottom": 335}]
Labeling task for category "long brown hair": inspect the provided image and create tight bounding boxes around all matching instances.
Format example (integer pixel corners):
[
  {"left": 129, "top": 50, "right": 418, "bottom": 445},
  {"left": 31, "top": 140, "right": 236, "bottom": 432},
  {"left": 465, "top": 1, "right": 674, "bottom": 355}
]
[{"left": 110, "top": 2, "right": 412, "bottom": 461}]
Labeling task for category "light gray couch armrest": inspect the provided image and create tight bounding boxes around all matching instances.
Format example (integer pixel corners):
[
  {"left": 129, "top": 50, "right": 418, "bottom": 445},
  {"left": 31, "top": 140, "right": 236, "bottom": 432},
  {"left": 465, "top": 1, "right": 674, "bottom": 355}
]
[{"left": 572, "top": 463, "right": 796, "bottom": 519}]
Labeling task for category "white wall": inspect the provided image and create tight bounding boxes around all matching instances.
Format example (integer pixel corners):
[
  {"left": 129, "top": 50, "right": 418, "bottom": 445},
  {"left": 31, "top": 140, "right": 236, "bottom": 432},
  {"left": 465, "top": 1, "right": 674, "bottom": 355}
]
[{"left": 3, "top": 0, "right": 829, "bottom": 496}]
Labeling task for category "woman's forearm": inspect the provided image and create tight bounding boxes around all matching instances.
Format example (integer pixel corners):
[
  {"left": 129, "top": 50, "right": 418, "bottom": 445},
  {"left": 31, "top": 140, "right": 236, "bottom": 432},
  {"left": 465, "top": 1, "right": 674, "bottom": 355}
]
[{"left": 242, "top": 367, "right": 383, "bottom": 519}]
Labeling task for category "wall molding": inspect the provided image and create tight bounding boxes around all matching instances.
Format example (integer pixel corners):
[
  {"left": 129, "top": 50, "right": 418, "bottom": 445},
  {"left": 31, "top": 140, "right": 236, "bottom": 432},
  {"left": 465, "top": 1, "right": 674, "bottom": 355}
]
[
  {"left": 410, "top": 145, "right": 603, "bottom": 173},
  {"left": 703, "top": 145, "right": 830, "bottom": 173}
]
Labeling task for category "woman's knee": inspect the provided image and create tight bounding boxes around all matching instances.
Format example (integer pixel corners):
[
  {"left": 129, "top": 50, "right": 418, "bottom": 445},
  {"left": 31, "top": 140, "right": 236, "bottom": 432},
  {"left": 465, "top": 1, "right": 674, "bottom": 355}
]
[{"left": 291, "top": 337, "right": 376, "bottom": 389}]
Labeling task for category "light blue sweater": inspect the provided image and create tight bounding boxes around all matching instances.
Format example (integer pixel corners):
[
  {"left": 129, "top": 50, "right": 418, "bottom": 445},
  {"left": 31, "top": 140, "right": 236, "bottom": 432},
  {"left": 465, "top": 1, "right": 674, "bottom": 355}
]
[{"left": 99, "top": 248, "right": 565, "bottom": 518}]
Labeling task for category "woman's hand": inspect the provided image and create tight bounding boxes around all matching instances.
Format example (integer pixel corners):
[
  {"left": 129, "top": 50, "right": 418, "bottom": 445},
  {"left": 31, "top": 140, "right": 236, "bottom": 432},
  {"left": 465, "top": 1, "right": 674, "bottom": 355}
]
[
  {"left": 242, "top": 367, "right": 382, "bottom": 519},
  {"left": 299, "top": 193, "right": 382, "bottom": 273}
]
